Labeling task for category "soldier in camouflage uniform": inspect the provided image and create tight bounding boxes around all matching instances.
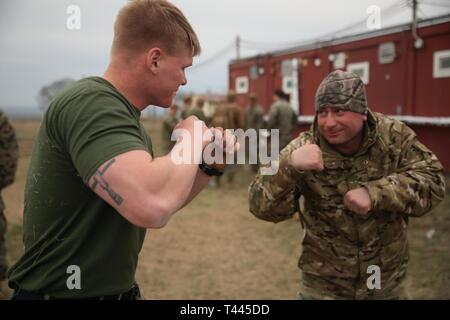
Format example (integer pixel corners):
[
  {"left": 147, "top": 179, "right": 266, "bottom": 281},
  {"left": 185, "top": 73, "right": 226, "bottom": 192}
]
[
  {"left": 211, "top": 91, "right": 243, "bottom": 185},
  {"left": 0, "top": 110, "right": 19, "bottom": 299},
  {"left": 245, "top": 93, "right": 264, "bottom": 130},
  {"left": 248, "top": 70, "right": 446, "bottom": 300},
  {"left": 161, "top": 103, "right": 179, "bottom": 154},
  {"left": 245, "top": 93, "right": 264, "bottom": 173},
  {"left": 267, "top": 89, "right": 297, "bottom": 150},
  {"left": 186, "top": 97, "right": 207, "bottom": 123},
  {"left": 181, "top": 96, "right": 192, "bottom": 120}
]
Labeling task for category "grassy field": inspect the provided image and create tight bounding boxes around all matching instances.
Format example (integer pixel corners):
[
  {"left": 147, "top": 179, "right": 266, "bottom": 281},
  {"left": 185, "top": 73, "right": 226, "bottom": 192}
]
[{"left": 3, "top": 119, "right": 450, "bottom": 299}]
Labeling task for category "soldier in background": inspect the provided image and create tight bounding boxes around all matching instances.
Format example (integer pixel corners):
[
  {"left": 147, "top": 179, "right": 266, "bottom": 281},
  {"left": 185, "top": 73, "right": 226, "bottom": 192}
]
[
  {"left": 267, "top": 89, "right": 297, "bottom": 150},
  {"left": 0, "top": 110, "right": 19, "bottom": 300},
  {"left": 211, "top": 91, "right": 243, "bottom": 186},
  {"left": 244, "top": 93, "right": 264, "bottom": 173},
  {"left": 202, "top": 98, "right": 216, "bottom": 127},
  {"left": 248, "top": 70, "right": 446, "bottom": 300},
  {"left": 186, "top": 97, "right": 207, "bottom": 123},
  {"left": 161, "top": 103, "right": 179, "bottom": 154},
  {"left": 180, "top": 96, "right": 192, "bottom": 120}
]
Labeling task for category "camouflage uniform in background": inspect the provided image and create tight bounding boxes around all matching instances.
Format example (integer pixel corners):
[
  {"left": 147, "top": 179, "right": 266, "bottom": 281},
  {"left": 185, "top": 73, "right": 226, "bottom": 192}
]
[
  {"left": 248, "top": 71, "right": 446, "bottom": 300},
  {"left": 181, "top": 97, "right": 192, "bottom": 120},
  {"left": 245, "top": 98, "right": 264, "bottom": 173},
  {"left": 0, "top": 110, "right": 19, "bottom": 283},
  {"left": 245, "top": 103, "right": 263, "bottom": 131},
  {"left": 161, "top": 111, "right": 178, "bottom": 154},
  {"left": 267, "top": 97, "right": 297, "bottom": 150},
  {"left": 212, "top": 101, "right": 243, "bottom": 131},
  {"left": 180, "top": 109, "right": 189, "bottom": 120},
  {"left": 211, "top": 93, "right": 243, "bottom": 185},
  {"left": 186, "top": 105, "right": 207, "bottom": 123}
]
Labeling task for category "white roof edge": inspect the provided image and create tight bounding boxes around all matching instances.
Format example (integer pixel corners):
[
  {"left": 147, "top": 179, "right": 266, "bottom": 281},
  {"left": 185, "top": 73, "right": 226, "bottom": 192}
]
[{"left": 297, "top": 115, "right": 450, "bottom": 126}]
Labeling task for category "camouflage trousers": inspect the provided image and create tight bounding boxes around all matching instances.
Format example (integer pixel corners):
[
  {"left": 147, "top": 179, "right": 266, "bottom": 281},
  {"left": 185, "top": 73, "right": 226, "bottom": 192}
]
[
  {"left": 297, "top": 276, "right": 410, "bottom": 300},
  {"left": 0, "top": 210, "right": 7, "bottom": 280}
]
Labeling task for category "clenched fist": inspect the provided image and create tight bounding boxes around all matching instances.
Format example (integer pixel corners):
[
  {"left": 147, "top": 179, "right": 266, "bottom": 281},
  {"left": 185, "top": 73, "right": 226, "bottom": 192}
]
[
  {"left": 344, "top": 187, "right": 372, "bottom": 217},
  {"left": 289, "top": 142, "right": 324, "bottom": 171}
]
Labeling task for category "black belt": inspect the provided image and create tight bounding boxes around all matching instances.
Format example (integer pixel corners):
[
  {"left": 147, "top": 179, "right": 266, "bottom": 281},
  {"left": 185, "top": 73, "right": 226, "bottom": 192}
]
[{"left": 12, "top": 284, "right": 141, "bottom": 300}]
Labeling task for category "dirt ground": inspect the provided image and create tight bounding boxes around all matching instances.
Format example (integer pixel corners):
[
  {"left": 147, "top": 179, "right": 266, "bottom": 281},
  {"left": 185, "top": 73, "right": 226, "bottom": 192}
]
[{"left": 4, "top": 119, "right": 450, "bottom": 299}]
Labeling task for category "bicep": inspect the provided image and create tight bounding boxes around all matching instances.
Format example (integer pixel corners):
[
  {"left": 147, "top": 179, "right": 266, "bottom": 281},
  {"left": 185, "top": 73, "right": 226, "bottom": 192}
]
[{"left": 88, "top": 150, "right": 164, "bottom": 228}]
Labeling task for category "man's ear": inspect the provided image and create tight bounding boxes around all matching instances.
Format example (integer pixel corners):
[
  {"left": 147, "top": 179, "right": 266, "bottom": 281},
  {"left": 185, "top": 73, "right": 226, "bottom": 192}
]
[{"left": 146, "top": 48, "right": 162, "bottom": 74}]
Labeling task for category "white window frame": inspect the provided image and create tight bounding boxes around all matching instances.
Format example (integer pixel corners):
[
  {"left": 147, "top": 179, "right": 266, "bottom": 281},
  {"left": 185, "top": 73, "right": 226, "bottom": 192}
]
[
  {"left": 378, "top": 42, "right": 396, "bottom": 64},
  {"left": 347, "top": 61, "right": 370, "bottom": 84},
  {"left": 235, "top": 76, "right": 249, "bottom": 94},
  {"left": 433, "top": 50, "right": 450, "bottom": 79}
]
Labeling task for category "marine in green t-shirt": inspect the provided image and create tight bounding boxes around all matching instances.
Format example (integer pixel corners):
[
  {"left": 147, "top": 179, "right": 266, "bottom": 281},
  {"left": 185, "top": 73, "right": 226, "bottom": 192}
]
[
  {"left": 8, "top": 0, "right": 238, "bottom": 300},
  {"left": 8, "top": 77, "right": 151, "bottom": 298}
]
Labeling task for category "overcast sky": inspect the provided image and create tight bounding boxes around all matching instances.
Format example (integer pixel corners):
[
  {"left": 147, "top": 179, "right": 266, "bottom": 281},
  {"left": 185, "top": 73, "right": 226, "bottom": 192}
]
[{"left": 0, "top": 0, "right": 449, "bottom": 108}]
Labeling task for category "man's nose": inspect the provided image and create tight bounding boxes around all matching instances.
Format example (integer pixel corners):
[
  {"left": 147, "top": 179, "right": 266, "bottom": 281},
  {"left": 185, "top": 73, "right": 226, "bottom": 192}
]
[
  {"left": 324, "top": 114, "right": 337, "bottom": 128},
  {"left": 181, "top": 74, "right": 187, "bottom": 86}
]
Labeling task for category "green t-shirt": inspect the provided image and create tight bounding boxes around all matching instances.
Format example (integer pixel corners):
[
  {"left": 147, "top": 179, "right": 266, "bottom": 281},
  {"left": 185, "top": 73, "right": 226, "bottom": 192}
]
[{"left": 8, "top": 77, "right": 152, "bottom": 298}]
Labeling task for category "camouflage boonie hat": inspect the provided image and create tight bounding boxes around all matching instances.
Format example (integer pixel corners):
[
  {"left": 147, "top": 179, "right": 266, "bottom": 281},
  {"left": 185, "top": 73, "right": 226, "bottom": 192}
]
[{"left": 315, "top": 70, "right": 367, "bottom": 114}]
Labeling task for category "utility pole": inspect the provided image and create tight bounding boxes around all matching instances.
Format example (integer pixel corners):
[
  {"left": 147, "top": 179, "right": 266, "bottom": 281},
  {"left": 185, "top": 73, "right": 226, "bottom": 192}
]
[
  {"left": 236, "top": 35, "right": 241, "bottom": 60},
  {"left": 412, "top": 0, "right": 423, "bottom": 48}
]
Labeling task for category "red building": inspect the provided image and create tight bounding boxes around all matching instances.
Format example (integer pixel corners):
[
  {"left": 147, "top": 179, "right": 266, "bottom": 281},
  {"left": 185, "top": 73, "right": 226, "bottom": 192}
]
[{"left": 229, "top": 14, "right": 450, "bottom": 171}]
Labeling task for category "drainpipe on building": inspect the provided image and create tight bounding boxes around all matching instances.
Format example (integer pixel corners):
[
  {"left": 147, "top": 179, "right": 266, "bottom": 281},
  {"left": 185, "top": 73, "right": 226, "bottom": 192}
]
[{"left": 412, "top": 0, "right": 424, "bottom": 49}]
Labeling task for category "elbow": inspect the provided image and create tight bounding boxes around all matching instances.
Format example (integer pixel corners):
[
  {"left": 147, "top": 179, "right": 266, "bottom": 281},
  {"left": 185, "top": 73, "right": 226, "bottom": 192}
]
[
  {"left": 429, "top": 171, "right": 447, "bottom": 208},
  {"left": 431, "top": 174, "right": 447, "bottom": 209},
  {"left": 249, "top": 200, "right": 283, "bottom": 223},
  {"left": 249, "top": 189, "right": 276, "bottom": 222},
  {"left": 145, "top": 218, "right": 168, "bottom": 229},
  {"left": 141, "top": 200, "right": 173, "bottom": 229},
  {"left": 123, "top": 197, "right": 174, "bottom": 229}
]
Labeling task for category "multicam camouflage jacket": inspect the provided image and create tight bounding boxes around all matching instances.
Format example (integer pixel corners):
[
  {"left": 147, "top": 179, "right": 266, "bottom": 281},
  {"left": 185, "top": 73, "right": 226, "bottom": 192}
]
[
  {"left": 0, "top": 110, "right": 19, "bottom": 211},
  {"left": 248, "top": 110, "right": 446, "bottom": 299}
]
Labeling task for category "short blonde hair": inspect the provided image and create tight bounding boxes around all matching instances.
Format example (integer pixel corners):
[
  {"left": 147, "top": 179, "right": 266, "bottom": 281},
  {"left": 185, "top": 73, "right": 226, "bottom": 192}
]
[{"left": 112, "top": 0, "right": 201, "bottom": 56}]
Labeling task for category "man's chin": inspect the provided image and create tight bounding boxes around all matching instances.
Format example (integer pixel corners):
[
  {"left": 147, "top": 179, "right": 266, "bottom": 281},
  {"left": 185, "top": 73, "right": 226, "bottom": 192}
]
[
  {"left": 325, "top": 136, "right": 344, "bottom": 145},
  {"left": 158, "top": 100, "right": 173, "bottom": 108}
]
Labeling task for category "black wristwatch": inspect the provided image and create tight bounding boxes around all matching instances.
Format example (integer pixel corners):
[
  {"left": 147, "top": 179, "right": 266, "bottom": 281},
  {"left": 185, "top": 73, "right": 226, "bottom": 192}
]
[{"left": 198, "top": 163, "right": 224, "bottom": 176}]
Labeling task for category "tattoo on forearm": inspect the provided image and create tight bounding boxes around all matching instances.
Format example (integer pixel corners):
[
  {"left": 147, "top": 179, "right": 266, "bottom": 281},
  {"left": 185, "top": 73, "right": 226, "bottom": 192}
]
[{"left": 91, "top": 159, "right": 123, "bottom": 205}]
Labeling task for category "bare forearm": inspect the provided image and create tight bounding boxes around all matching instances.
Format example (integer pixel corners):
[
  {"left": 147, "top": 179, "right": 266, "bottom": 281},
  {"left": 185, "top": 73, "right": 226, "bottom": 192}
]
[
  {"left": 149, "top": 154, "right": 200, "bottom": 213},
  {"left": 181, "top": 169, "right": 211, "bottom": 208}
]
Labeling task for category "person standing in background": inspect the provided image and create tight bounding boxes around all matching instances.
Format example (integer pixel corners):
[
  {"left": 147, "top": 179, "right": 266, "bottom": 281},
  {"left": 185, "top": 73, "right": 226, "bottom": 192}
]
[{"left": 0, "top": 109, "right": 19, "bottom": 300}]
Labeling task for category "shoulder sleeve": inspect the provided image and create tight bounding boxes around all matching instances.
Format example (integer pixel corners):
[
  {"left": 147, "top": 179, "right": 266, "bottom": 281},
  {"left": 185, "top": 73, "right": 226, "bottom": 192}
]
[{"left": 50, "top": 92, "right": 149, "bottom": 184}]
